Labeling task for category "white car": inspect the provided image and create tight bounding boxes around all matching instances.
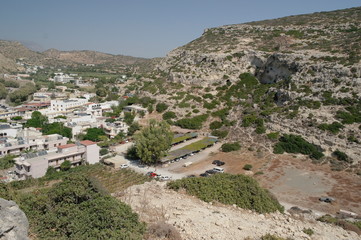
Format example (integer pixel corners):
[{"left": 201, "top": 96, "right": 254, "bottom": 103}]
[
  {"left": 120, "top": 164, "right": 129, "bottom": 169},
  {"left": 160, "top": 175, "right": 172, "bottom": 181},
  {"left": 213, "top": 167, "right": 224, "bottom": 173}
]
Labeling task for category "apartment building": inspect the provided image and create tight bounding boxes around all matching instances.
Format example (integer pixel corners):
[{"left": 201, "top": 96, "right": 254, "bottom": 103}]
[
  {"left": 53, "top": 73, "right": 74, "bottom": 83},
  {"left": 0, "top": 131, "right": 68, "bottom": 156},
  {"left": 15, "top": 140, "right": 100, "bottom": 179},
  {"left": 51, "top": 98, "right": 88, "bottom": 113}
]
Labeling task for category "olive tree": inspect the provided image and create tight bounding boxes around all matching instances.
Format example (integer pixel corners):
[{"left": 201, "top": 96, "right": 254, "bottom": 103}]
[{"left": 134, "top": 120, "right": 173, "bottom": 164}]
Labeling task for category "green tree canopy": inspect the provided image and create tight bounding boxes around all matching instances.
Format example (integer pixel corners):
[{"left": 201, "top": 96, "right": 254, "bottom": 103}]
[
  {"left": 42, "top": 122, "right": 72, "bottom": 139},
  {"left": 60, "top": 160, "right": 72, "bottom": 171},
  {"left": 134, "top": 120, "right": 173, "bottom": 164},
  {"left": 83, "top": 128, "right": 106, "bottom": 142},
  {"left": 25, "top": 111, "right": 48, "bottom": 128}
]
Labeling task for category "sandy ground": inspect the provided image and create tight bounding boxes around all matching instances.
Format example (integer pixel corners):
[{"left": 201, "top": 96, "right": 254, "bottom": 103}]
[
  {"left": 113, "top": 136, "right": 361, "bottom": 217},
  {"left": 168, "top": 148, "right": 361, "bottom": 216}
]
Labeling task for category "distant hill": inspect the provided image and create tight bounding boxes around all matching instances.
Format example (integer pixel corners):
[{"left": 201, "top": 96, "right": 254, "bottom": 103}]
[{"left": 0, "top": 40, "right": 150, "bottom": 72}]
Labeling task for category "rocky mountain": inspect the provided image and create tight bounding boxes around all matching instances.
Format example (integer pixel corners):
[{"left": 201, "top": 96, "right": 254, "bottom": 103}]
[
  {"left": 0, "top": 40, "right": 150, "bottom": 71},
  {"left": 155, "top": 7, "right": 361, "bottom": 165}
]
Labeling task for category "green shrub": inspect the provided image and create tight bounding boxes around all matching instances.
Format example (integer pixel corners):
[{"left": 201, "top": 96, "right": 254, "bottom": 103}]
[
  {"left": 11, "top": 116, "right": 22, "bottom": 121},
  {"left": 303, "top": 228, "right": 314, "bottom": 236},
  {"left": 267, "top": 132, "right": 279, "bottom": 140},
  {"left": 260, "top": 234, "right": 286, "bottom": 240},
  {"left": 19, "top": 175, "right": 145, "bottom": 239},
  {"left": 60, "top": 160, "right": 72, "bottom": 171},
  {"left": 0, "top": 155, "right": 16, "bottom": 170},
  {"left": 175, "top": 114, "right": 208, "bottom": 129},
  {"left": 243, "top": 164, "right": 253, "bottom": 170},
  {"left": 167, "top": 174, "right": 284, "bottom": 214},
  {"left": 273, "top": 134, "right": 324, "bottom": 159},
  {"left": 221, "top": 142, "right": 241, "bottom": 152},
  {"left": 333, "top": 150, "right": 351, "bottom": 163},
  {"left": 100, "top": 148, "right": 109, "bottom": 156},
  {"left": 209, "top": 121, "right": 223, "bottom": 130},
  {"left": 156, "top": 102, "right": 169, "bottom": 113},
  {"left": 162, "top": 111, "right": 176, "bottom": 120},
  {"left": 318, "top": 121, "right": 344, "bottom": 134},
  {"left": 211, "top": 130, "right": 229, "bottom": 138}
]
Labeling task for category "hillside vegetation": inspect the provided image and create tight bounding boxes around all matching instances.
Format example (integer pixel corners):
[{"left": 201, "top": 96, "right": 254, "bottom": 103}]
[
  {"left": 135, "top": 7, "right": 361, "bottom": 172},
  {"left": 168, "top": 173, "right": 284, "bottom": 214}
]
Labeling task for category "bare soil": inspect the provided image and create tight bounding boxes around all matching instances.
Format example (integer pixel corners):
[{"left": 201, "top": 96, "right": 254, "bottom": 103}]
[{"left": 172, "top": 148, "right": 361, "bottom": 216}]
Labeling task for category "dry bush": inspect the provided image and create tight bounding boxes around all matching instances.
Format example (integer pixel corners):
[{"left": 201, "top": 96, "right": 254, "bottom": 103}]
[
  {"left": 145, "top": 221, "right": 182, "bottom": 240},
  {"left": 336, "top": 220, "right": 361, "bottom": 235}
]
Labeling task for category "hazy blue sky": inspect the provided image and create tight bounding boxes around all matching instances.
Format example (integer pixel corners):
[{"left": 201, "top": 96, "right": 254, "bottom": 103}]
[{"left": 0, "top": 0, "right": 359, "bottom": 58}]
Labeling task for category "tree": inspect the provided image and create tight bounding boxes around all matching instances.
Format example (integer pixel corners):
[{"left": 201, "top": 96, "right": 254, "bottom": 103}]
[
  {"left": 25, "top": 111, "right": 48, "bottom": 128},
  {"left": 60, "top": 160, "right": 71, "bottom": 171},
  {"left": 0, "top": 83, "right": 7, "bottom": 99},
  {"left": 124, "top": 112, "right": 135, "bottom": 125},
  {"left": 128, "top": 122, "right": 140, "bottom": 136},
  {"left": 42, "top": 122, "right": 72, "bottom": 139},
  {"left": 0, "top": 155, "right": 15, "bottom": 169},
  {"left": 96, "top": 88, "right": 107, "bottom": 97},
  {"left": 83, "top": 128, "right": 106, "bottom": 142},
  {"left": 134, "top": 120, "right": 173, "bottom": 164}
]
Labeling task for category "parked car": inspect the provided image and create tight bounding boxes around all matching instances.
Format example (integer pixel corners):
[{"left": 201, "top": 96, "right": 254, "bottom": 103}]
[
  {"left": 200, "top": 173, "right": 210, "bottom": 177},
  {"left": 205, "top": 169, "right": 218, "bottom": 174},
  {"left": 160, "top": 176, "right": 172, "bottom": 181},
  {"left": 319, "top": 197, "right": 335, "bottom": 203},
  {"left": 146, "top": 172, "right": 159, "bottom": 178},
  {"left": 212, "top": 167, "right": 224, "bottom": 173},
  {"left": 212, "top": 160, "right": 225, "bottom": 166},
  {"left": 187, "top": 174, "right": 196, "bottom": 178},
  {"left": 120, "top": 164, "right": 129, "bottom": 169}
]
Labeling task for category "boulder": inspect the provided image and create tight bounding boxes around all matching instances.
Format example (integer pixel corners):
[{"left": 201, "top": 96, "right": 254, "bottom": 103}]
[{"left": 0, "top": 198, "right": 29, "bottom": 240}]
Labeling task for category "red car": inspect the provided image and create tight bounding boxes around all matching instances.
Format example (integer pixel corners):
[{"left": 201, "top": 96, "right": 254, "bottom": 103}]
[{"left": 146, "top": 172, "right": 159, "bottom": 178}]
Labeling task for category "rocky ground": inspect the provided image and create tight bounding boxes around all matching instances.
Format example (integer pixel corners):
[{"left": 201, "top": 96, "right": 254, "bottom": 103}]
[
  {"left": 119, "top": 181, "right": 360, "bottom": 240},
  {"left": 0, "top": 198, "right": 29, "bottom": 240}
]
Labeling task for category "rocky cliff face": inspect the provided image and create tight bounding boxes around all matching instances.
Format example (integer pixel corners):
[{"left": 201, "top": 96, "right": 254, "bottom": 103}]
[
  {"left": 156, "top": 7, "right": 361, "bottom": 164},
  {"left": 0, "top": 198, "right": 29, "bottom": 240}
]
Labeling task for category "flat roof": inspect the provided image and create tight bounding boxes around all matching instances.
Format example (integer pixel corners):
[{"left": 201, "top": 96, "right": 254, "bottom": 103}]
[
  {"left": 80, "top": 140, "right": 97, "bottom": 146},
  {"left": 161, "top": 137, "right": 217, "bottom": 163},
  {"left": 58, "top": 144, "right": 76, "bottom": 149}
]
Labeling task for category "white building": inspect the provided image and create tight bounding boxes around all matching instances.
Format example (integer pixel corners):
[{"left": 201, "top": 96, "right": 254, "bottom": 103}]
[
  {"left": 53, "top": 73, "right": 74, "bottom": 83},
  {"left": 15, "top": 140, "right": 100, "bottom": 179},
  {"left": 0, "top": 130, "right": 69, "bottom": 157},
  {"left": 0, "top": 123, "right": 23, "bottom": 138},
  {"left": 50, "top": 98, "right": 88, "bottom": 113}
]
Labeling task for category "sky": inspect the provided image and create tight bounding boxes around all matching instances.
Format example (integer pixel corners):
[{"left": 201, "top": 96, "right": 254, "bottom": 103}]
[{"left": 0, "top": 0, "right": 359, "bottom": 58}]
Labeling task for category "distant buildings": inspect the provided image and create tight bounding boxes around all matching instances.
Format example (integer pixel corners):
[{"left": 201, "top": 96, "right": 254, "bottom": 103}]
[
  {"left": 53, "top": 73, "right": 75, "bottom": 83},
  {"left": 123, "top": 105, "right": 148, "bottom": 116}
]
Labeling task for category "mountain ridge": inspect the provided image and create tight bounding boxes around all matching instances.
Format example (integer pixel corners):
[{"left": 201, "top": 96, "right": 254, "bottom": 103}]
[{"left": 0, "top": 39, "right": 151, "bottom": 72}]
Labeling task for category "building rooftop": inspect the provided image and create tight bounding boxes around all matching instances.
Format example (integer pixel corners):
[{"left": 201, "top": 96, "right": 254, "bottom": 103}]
[
  {"left": 80, "top": 140, "right": 97, "bottom": 146},
  {"left": 58, "top": 144, "right": 76, "bottom": 149}
]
